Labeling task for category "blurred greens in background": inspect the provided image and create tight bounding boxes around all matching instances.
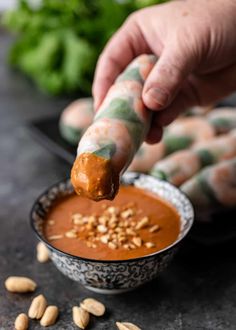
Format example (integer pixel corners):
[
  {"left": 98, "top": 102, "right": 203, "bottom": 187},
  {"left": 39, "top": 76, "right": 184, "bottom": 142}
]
[{"left": 3, "top": 0, "right": 168, "bottom": 96}]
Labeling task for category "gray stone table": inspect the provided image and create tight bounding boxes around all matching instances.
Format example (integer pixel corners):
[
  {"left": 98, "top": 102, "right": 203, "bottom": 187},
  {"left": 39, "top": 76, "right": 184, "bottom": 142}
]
[{"left": 0, "top": 29, "right": 235, "bottom": 330}]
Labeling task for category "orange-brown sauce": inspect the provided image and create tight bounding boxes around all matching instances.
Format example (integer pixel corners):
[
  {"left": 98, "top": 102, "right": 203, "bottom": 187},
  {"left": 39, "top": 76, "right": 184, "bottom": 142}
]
[
  {"left": 71, "top": 153, "right": 119, "bottom": 201},
  {"left": 44, "top": 185, "right": 180, "bottom": 260}
]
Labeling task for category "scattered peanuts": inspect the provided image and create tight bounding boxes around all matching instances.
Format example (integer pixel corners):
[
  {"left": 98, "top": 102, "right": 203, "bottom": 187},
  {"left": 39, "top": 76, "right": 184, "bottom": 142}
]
[
  {"left": 5, "top": 276, "right": 37, "bottom": 293},
  {"left": 9, "top": 197, "right": 156, "bottom": 330},
  {"left": 37, "top": 242, "right": 50, "bottom": 263},
  {"left": 132, "top": 237, "right": 142, "bottom": 248},
  {"left": 149, "top": 224, "right": 160, "bottom": 233},
  {"left": 48, "top": 219, "right": 55, "bottom": 226},
  {"left": 123, "top": 244, "right": 130, "bottom": 250},
  {"left": 129, "top": 243, "right": 136, "bottom": 249},
  {"left": 106, "top": 206, "right": 118, "bottom": 215},
  {"left": 108, "top": 241, "right": 117, "bottom": 250},
  {"left": 14, "top": 313, "right": 29, "bottom": 330},
  {"left": 97, "top": 224, "right": 108, "bottom": 233},
  {"left": 98, "top": 215, "right": 108, "bottom": 225},
  {"left": 100, "top": 235, "right": 109, "bottom": 244},
  {"left": 116, "top": 322, "right": 142, "bottom": 330},
  {"left": 126, "top": 228, "right": 136, "bottom": 236},
  {"left": 28, "top": 294, "right": 47, "bottom": 319},
  {"left": 48, "top": 234, "right": 63, "bottom": 241},
  {"left": 86, "top": 242, "right": 97, "bottom": 248},
  {"left": 135, "top": 217, "right": 149, "bottom": 230},
  {"left": 46, "top": 201, "right": 162, "bottom": 253},
  {"left": 145, "top": 242, "right": 156, "bottom": 248},
  {"left": 73, "top": 306, "right": 90, "bottom": 329},
  {"left": 73, "top": 218, "right": 84, "bottom": 225},
  {"left": 80, "top": 298, "right": 105, "bottom": 317},
  {"left": 65, "top": 230, "right": 77, "bottom": 238},
  {"left": 72, "top": 213, "right": 83, "bottom": 221},
  {"left": 121, "top": 209, "right": 134, "bottom": 219},
  {"left": 40, "top": 305, "right": 59, "bottom": 327},
  {"left": 10, "top": 283, "right": 143, "bottom": 330}
]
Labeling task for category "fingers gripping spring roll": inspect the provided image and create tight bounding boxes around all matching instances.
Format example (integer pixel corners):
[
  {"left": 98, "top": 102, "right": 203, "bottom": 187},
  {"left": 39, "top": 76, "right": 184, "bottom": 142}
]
[{"left": 71, "top": 55, "right": 157, "bottom": 201}]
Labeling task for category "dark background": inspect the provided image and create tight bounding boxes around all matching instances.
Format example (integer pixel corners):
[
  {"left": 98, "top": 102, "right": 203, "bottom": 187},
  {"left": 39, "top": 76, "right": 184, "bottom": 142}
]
[{"left": 0, "top": 28, "right": 236, "bottom": 330}]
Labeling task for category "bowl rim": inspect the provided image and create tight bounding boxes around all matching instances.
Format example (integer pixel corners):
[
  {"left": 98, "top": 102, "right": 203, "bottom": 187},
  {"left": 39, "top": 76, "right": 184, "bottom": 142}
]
[{"left": 30, "top": 174, "right": 194, "bottom": 264}]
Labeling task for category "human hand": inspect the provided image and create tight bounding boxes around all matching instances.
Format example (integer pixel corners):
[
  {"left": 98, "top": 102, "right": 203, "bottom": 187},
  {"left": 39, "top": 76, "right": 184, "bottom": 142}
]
[{"left": 92, "top": 0, "right": 236, "bottom": 143}]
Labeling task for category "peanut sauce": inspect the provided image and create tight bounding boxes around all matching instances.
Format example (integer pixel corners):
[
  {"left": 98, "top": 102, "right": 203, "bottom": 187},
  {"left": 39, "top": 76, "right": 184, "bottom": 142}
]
[
  {"left": 71, "top": 153, "right": 119, "bottom": 201},
  {"left": 44, "top": 185, "right": 180, "bottom": 261}
]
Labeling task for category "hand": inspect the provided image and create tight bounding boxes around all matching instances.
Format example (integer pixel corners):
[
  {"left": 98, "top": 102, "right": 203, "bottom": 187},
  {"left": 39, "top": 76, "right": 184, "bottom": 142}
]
[{"left": 92, "top": 0, "right": 236, "bottom": 143}]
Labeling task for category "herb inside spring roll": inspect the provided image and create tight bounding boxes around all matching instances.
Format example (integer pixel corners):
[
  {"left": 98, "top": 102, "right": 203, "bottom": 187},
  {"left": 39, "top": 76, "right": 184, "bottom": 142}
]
[
  {"left": 150, "top": 130, "right": 236, "bottom": 186},
  {"left": 71, "top": 54, "right": 157, "bottom": 200}
]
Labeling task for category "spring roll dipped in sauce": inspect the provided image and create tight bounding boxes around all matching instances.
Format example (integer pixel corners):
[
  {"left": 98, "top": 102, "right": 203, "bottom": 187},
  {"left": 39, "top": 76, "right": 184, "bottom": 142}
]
[{"left": 71, "top": 55, "right": 157, "bottom": 201}]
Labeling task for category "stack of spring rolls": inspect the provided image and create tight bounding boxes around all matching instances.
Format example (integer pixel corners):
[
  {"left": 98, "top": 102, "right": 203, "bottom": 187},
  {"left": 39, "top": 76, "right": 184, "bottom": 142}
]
[{"left": 59, "top": 55, "right": 236, "bottom": 211}]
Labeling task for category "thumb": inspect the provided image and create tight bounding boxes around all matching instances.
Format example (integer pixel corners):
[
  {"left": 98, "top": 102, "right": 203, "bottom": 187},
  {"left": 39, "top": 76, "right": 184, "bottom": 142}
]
[{"left": 143, "top": 43, "right": 197, "bottom": 110}]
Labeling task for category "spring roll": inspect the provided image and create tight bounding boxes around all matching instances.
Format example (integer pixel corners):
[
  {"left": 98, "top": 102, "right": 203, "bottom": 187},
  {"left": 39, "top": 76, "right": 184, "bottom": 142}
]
[
  {"left": 59, "top": 98, "right": 94, "bottom": 145},
  {"left": 150, "top": 130, "right": 236, "bottom": 186},
  {"left": 181, "top": 158, "right": 236, "bottom": 208},
  {"left": 71, "top": 54, "right": 157, "bottom": 200},
  {"left": 207, "top": 107, "right": 236, "bottom": 134},
  {"left": 129, "top": 116, "right": 215, "bottom": 173}
]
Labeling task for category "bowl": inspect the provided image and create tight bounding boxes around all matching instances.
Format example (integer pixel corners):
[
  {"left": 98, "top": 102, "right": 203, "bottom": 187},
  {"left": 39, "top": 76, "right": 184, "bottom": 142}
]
[{"left": 30, "top": 172, "right": 194, "bottom": 294}]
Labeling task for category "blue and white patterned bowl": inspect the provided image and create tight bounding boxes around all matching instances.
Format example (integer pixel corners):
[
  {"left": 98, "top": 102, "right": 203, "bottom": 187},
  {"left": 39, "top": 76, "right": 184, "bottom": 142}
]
[{"left": 30, "top": 173, "right": 194, "bottom": 294}]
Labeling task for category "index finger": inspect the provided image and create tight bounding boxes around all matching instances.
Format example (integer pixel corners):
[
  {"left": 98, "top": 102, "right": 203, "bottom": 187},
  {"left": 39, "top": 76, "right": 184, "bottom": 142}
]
[{"left": 92, "top": 16, "right": 149, "bottom": 110}]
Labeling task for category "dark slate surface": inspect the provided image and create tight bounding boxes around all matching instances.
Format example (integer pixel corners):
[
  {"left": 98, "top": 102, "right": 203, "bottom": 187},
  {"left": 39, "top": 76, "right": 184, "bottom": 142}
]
[{"left": 0, "top": 29, "right": 235, "bottom": 330}]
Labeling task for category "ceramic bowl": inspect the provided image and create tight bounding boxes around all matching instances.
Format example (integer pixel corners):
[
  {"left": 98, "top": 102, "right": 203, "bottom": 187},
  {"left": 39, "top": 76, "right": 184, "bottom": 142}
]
[{"left": 30, "top": 172, "right": 194, "bottom": 294}]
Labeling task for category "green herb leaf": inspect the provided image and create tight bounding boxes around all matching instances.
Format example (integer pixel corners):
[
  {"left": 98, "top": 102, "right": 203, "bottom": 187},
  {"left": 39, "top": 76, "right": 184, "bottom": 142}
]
[{"left": 93, "top": 143, "right": 116, "bottom": 159}]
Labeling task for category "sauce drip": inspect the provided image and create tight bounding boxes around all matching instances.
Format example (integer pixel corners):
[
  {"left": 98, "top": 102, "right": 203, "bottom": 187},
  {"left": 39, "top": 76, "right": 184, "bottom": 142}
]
[{"left": 71, "top": 153, "right": 119, "bottom": 201}]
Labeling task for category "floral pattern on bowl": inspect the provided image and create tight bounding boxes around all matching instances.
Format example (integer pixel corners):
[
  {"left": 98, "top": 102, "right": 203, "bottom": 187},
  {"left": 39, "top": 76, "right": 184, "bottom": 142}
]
[{"left": 30, "top": 172, "right": 194, "bottom": 294}]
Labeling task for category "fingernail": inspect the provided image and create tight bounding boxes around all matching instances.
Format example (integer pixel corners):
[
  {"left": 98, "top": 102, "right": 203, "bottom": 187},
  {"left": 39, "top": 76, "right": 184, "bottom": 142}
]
[{"left": 145, "top": 88, "right": 169, "bottom": 109}]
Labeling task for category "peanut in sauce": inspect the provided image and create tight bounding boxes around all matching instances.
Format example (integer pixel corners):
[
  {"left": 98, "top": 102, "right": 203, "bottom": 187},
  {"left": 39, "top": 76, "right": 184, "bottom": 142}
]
[{"left": 44, "top": 185, "right": 180, "bottom": 261}]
